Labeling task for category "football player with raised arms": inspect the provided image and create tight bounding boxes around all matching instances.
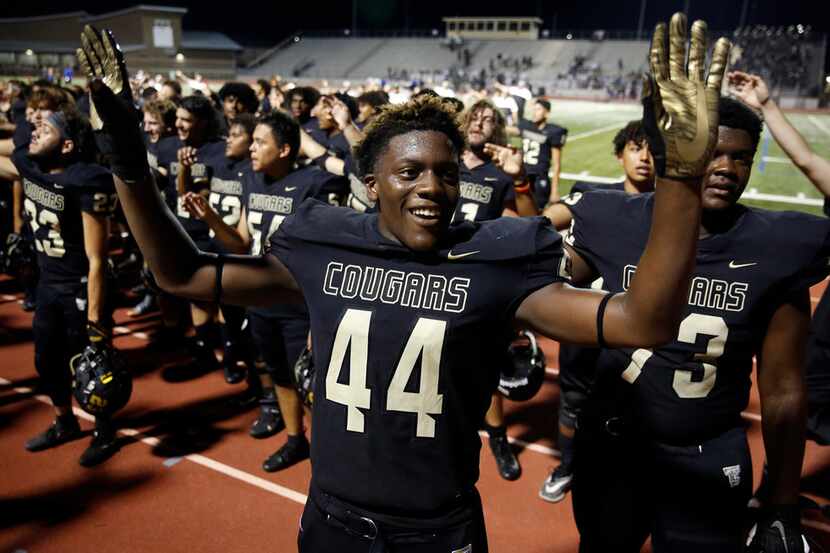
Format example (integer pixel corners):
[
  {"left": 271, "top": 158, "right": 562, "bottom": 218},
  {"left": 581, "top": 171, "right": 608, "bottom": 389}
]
[
  {"left": 507, "top": 97, "right": 568, "bottom": 208},
  {"left": 564, "top": 93, "right": 826, "bottom": 553},
  {"left": 8, "top": 103, "right": 120, "bottom": 467},
  {"left": 729, "top": 70, "right": 830, "bottom": 509},
  {"left": 182, "top": 110, "right": 343, "bottom": 471},
  {"left": 78, "top": 15, "right": 727, "bottom": 550}
]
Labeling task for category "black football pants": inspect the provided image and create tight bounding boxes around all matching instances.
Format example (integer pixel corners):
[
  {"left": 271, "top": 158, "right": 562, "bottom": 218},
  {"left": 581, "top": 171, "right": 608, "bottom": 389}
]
[
  {"left": 298, "top": 485, "right": 487, "bottom": 553},
  {"left": 573, "top": 421, "right": 752, "bottom": 553},
  {"left": 32, "top": 281, "right": 88, "bottom": 408}
]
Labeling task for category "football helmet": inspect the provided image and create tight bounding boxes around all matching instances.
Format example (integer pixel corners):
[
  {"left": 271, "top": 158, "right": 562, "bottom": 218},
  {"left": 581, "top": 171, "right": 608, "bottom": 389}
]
[
  {"left": 70, "top": 345, "right": 132, "bottom": 416},
  {"left": 292, "top": 346, "right": 314, "bottom": 407},
  {"left": 498, "top": 330, "right": 546, "bottom": 402}
]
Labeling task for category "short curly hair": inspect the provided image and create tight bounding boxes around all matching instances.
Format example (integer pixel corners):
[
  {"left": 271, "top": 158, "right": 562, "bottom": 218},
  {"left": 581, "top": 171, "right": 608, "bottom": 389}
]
[
  {"left": 612, "top": 120, "right": 648, "bottom": 156},
  {"left": 355, "top": 95, "right": 465, "bottom": 177}
]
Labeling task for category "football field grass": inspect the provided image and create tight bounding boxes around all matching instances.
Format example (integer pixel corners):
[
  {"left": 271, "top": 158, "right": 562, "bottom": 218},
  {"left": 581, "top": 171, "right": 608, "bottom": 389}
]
[{"left": 543, "top": 99, "right": 830, "bottom": 216}]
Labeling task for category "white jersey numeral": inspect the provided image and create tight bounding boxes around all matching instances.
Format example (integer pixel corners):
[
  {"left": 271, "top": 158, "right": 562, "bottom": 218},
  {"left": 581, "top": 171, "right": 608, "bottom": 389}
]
[
  {"left": 624, "top": 313, "right": 728, "bottom": 399},
  {"left": 522, "top": 137, "right": 540, "bottom": 165},
  {"left": 247, "top": 210, "right": 285, "bottom": 255},
  {"left": 459, "top": 202, "right": 479, "bottom": 222},
  {"left": 24, "top": 198, "right": 65, "bottom": 258},
  {"left": 326, "top": 309, "right": 373, "bottom": 432},
  {"left": 325, "top": 308, "right": 447, "bottom": 438}
]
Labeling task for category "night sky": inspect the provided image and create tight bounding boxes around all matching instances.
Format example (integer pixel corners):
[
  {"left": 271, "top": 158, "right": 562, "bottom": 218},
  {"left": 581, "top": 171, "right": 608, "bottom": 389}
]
[{"left": 4, "top": 0, "right": 828, "bottom": 47}]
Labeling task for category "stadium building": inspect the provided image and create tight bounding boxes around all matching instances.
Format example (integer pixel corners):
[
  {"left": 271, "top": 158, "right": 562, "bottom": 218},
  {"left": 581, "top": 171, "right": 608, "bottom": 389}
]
[{"left": 0, "top": 5, "right": 242, "bottom": 80}]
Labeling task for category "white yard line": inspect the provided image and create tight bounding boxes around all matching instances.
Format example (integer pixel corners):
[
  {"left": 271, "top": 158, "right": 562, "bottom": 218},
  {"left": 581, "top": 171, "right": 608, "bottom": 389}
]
[
  {"left": 569, "top": 122, "right": 627, "bottom": 141},
  {"left": 0, "top": 376, "right": 308, "bottom": 505},
  {"left": 808, "top": 115, "right": 830, "bottom": 138}
]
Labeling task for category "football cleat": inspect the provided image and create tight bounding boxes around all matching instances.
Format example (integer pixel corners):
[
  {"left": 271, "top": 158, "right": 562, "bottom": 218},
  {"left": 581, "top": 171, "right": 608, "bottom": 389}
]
[
  {"left": 489, "top": 433, "right": 521, "bottom": 481},
  {"left": 539, "top": 465, "right": 573, "bottom": 503},
  {"left": 79, "top": 427, "right": 119, "bottom": 467},
  {"left": 25, "top": 416, "right": 81, "bottom": 452},
  {"left": 249, "top": 404, "right": 284, "bottom": 439},
  {"left": 263, "top": 436, "right": 310, "bottom": 472}
]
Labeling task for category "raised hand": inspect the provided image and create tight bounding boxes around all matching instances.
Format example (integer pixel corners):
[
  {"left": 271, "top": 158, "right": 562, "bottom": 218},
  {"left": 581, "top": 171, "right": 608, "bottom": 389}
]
[
  {"left": 483, "top": 143, "right": 525, "bottom": 179},
  {"left": 181, "top": 192, "right": 218, "bottom": 223},
  {"left": 331, "top": 98, "right": 353, "bottom": 130},
  {"left": 77, "top": 25, "right": 148, "bottom": 183},
  {"left": 177, "top": 146, "right": 198, "bottom": 168},
  {"left": 643, "top": 13, "right": 731, "bottom": 179},
  {"left": 728, "top": 70, "right": 770, "bottom": 109}
]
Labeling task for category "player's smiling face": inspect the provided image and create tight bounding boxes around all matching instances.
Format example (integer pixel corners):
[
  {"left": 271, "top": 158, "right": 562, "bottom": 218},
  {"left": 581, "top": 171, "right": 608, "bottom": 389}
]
[
  {"left": 175, "top": 108, "right": 206, "bottom": 144},
  {"left": 702, "top": 126, "right": 756, "bottom": 211},
  {"left": 366, "top": 130, "right": 460, "bottom": 252},
  {"left": 143, "top": 111, "right": 162, "bottom": 143}
]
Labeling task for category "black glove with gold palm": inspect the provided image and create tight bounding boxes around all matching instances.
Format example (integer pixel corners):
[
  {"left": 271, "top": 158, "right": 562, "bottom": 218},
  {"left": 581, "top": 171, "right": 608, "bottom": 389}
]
[
  {"left": 77, "top": 25, "right": 149, "bottom": 184},
  {"left": 642, "top": 13, "right": 731, "bottom": 179}
]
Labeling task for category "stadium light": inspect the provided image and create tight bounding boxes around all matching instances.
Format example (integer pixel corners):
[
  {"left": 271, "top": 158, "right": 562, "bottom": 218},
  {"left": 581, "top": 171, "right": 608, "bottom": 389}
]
[
  {"left": 25, "top": 49, "right": 34, "bottom": 56},
  {"left": 432, "top": 28, "right": 439, "bottom": 36},
  {"left": 344, "top": 29, "right": 351, "bottom": 36},
  {"left": 541, "top": 29, "right": 550, "bottom": 38},
  {"left": 566, "top": 33, "right": 573, "bottom": 40},
  {"left": 176, "top": 52, "right": 185, "bottom": 62}
]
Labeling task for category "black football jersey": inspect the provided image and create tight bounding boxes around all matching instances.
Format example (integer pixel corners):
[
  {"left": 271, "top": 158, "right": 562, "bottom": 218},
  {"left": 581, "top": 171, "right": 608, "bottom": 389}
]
[
  {"left": 156, "top": 136, "right": 224, "bottom": 242},
  {"left": 557, "top": 181, "right": 625, "bottom": 385},
  {"left": 302, "top": 118, "right": 329, "bottom": 149},
  {"left": 451, "top": 160, "right": 515, "bottom": 223},
  {"left": 12, "top": 149, "right": 116, "bottom": 285},
  {"left": 269, "top": 200, "right": 566, "bottom": 512},
  {"left": 245, "top": 166, "right": 343, "bottom": 318},
  {"left": 810, "top": 199, "right": 830, "bottom": 344},
  {"left": 518, "top": 120, "right": 567, "bottom": 178},
  {"left": 568, "top": 191, "right": 830, "bottom": 443},
  {"left": 202, "top": 147, "right": 249, "bottom": 241}
]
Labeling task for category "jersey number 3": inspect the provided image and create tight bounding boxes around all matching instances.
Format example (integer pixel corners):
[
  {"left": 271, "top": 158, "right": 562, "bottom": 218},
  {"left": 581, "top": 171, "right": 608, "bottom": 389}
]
[
  {"left": 326, "top": 308, "right": 445, "bottom": 438},
  {"left": 623, "top": 313, "right": 728, "bottom": 398}
]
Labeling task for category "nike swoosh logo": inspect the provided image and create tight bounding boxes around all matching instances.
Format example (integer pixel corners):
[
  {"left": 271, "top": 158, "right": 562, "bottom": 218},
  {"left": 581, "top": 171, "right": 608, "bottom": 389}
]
[
  {"left": 284, "top": 186, "right": 297, "bottom": 191},
  {"left": 729, "top": 261, "right": 757, "bottom": 269},
  {"left": 447, "top": 249, "right": 480, "bottom": 260},
  {"left": 771, "top": 521, "right": 789, "bottom": 553}
]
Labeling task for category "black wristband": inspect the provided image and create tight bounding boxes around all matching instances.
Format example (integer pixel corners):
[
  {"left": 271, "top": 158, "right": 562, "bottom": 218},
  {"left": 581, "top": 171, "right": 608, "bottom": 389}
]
[
  {"left": 312, "top": 154, "right": 330, "bottom": 171},
  {"left": 596, "top": 292, "right": 616, "bottom": 349},
  {"left": 214, "top": 256, "right": 226, "bottom": 305}
]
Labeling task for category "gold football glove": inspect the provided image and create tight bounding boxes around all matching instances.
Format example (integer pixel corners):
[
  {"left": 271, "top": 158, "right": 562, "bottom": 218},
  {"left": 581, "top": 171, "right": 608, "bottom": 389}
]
[
  {"left": 642, "top": 13, "right": 731, "bottom": 179},
  {"left": 77, "top": 25, "right": 148, "bottom": 183}
]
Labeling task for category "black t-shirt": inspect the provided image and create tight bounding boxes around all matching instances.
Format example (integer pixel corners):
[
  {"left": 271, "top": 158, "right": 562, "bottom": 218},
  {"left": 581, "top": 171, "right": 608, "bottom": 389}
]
[
  {"left": 12, "top": 148, "right": 116, "bottom": 285},
  {"left": 269, "top": 200, "right": 565, "bottom": 512},
  {"left": 451, "top": 160, "right": 515, "bottom": 223},
  {"left": 518, "top": 120, "right": 567, "bottom": 178},
  {"left": 156, "top": 136, "right": 224, "bottom": 242},
  {"left": 244, "top": 166, "right": 343, "bottom": 318},
  {"left": 568, "top": 191, "right": 830, "bottom": 443}
]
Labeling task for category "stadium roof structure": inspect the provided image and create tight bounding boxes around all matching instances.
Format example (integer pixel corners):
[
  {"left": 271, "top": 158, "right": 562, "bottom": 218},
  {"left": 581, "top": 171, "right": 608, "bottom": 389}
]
[
  {"left": 181, "top": 31, "right": 243, "bottom": 52},
  {"left": 0, "top": 5, "right": 241, "bottom": 78}
]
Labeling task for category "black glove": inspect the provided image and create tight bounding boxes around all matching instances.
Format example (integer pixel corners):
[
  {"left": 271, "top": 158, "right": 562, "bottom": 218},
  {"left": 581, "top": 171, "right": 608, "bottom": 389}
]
[
  {"left": 746, "top": 505, "right": 808, "bottom": 553},
  {"left": 87, "top": 320, "right": 113, "bottom": 353},
  {"left": 77, "top": 25, "right": 149, "bottom": 184}
]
